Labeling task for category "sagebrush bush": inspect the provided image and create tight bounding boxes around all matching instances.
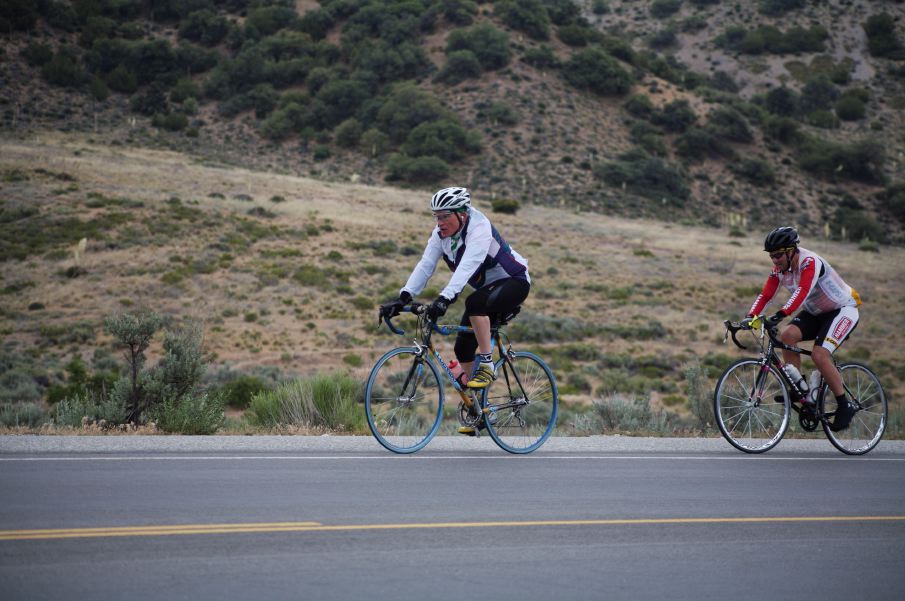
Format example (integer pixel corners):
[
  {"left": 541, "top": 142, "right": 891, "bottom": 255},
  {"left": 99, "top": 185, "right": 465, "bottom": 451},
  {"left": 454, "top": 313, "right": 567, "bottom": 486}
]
[
  {"left": 562, "top": 48, "right": 632, "bottom": 96},
  {"left": 151, "top": 392, "right": 224, "bottom": 434},
  {"left": 683, "top": 360, "right": 712, "bottom": 432},
  {"left": 491, "top": 198, "right": 520, "bottom": 214},
  {"left": 593, "top": 394, "right": 669, "bottom": 433},
  {"left": 0, "top": 403, "right": 47, "bottom": 428},
  {"left": 248, "top": 372, "right": 364, "bottom": 431}
]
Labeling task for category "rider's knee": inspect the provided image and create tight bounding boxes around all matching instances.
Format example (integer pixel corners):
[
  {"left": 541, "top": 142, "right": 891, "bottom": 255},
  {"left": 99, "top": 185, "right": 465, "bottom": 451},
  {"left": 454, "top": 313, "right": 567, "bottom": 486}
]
[{"left": 779, "top": 327, "right": 800, "bottom": 346}]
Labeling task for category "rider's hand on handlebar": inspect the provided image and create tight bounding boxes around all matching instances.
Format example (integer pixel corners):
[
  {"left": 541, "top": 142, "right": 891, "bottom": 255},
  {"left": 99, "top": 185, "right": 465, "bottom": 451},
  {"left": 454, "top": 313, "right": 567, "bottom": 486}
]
[
  {"left": 740, "top": 316, "right": 756, "bottom": 330},
  {"left": 426, "top": 296, "right": 450, "bottom": 322},
  {"left": 764, "top": 311, "right": 786, "bottom": 329},
  {"left": 378, "top": 291, "right": 412, "bottom": 322}
]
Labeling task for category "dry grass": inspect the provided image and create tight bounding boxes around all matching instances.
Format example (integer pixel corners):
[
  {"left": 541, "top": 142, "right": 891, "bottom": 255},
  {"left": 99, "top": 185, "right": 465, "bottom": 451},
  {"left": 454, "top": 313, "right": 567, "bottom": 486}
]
[{"left": 2, "top": 133, "right": 903, "bottom": 422}]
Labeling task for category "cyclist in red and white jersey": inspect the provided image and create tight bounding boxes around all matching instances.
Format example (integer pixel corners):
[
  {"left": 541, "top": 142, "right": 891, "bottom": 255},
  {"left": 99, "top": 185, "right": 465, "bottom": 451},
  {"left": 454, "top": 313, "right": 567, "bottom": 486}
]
[{"left": 744, "top": 226, "right": 861, "bottom": 431}]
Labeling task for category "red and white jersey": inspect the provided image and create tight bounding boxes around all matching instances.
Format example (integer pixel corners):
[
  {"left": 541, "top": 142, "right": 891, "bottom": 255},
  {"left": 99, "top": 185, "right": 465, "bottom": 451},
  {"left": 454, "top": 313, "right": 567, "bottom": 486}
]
[{"left": 748, "top": 247, "right": 861, "bottom": 317}]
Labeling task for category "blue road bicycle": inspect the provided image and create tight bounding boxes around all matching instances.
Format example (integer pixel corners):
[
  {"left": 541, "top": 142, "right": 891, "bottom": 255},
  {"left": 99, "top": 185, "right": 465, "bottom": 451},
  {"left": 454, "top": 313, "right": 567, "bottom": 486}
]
[{"left": 365, "top": 303, "right": 558, "bottom": 454}]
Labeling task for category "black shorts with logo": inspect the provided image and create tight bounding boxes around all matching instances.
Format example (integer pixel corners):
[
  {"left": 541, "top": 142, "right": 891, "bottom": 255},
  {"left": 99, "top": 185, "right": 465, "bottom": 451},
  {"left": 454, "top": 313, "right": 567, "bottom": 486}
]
[
  {"left": 790, "top": 308, "right": 859, "bottom": 352},
  {"left": 454, "top": 278, "right": 530, "bottom": 362}
]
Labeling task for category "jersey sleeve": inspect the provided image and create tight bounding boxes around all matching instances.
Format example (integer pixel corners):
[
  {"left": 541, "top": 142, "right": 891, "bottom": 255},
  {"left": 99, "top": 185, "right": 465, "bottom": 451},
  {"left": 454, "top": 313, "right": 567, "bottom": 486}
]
[
  {"left": 748, "top": 274, "right": 779, "bottom": 317},
  {"left": 440, "top": 217, "right": 492, "bottom": 300},
  {"left": 780, "top": 255, "right": 818, "bottom": 316},
  {"left": 401, "top": 232, "right": 443, "bottom": 297}
]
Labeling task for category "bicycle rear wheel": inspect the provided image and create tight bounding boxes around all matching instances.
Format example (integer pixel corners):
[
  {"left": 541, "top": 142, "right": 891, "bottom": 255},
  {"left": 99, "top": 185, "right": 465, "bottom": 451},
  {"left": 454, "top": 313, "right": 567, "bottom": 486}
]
[
  {"left": 820, "top": 362, "right": 887, "bottom": 455},
  {"left": 714, "top": 359, "right": 790, "bottom": 453},
  {"left": 482, "top": 351, "right": 557, "bottom": 454},
  {"left": 365, "top": 347, "right": 443, "bottom": 454}
]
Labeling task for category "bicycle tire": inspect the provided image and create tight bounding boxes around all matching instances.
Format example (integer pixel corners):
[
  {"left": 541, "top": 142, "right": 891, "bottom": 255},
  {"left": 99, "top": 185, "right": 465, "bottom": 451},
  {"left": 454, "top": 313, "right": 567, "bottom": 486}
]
[
  {"left": 365, "top": 347, "right": 443, "bottom": 454},
  {"left": 820, "top": 362, "right": 887, "bottom": 455},
  {"left": 482, "top": 351, "right": 558, "bottom": 454},
  {"left": 714, "top": 359, "right": 790, "bottom": 454}
]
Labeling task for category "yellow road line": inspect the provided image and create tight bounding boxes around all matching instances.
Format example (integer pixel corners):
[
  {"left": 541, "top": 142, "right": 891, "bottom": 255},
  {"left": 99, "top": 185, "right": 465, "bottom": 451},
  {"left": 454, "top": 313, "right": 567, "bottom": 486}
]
[{"left": 1, "top": 516, "right": 904, "bottom": 541}]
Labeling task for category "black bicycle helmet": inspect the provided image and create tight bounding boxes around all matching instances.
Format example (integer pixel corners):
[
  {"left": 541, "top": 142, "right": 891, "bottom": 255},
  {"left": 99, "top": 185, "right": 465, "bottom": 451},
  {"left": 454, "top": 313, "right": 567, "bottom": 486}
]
[{"left": 764, "top": 226, "right": 800, "bottom": 252}]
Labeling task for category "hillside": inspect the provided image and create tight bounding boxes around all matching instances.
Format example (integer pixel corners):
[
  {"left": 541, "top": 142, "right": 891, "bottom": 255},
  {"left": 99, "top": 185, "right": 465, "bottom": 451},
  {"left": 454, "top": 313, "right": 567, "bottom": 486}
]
[
  {"left": 2, "top": 0, "right": 905, "bottom": 241},
  {"left": 2, "top": 134, "right": 903, "bottom": 431}
]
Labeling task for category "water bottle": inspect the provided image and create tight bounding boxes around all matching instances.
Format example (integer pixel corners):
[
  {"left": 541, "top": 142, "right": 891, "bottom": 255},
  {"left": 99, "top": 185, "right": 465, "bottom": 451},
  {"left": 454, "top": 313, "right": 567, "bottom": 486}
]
[
  {"left": 808, "top": 370, "right": 822, "bottom": 404},
  {"left": 449, "top": 360, "right": 465, "bottom": 386},
  {"left": 782, "top": 364, "right": 808, "bottom": 397}
]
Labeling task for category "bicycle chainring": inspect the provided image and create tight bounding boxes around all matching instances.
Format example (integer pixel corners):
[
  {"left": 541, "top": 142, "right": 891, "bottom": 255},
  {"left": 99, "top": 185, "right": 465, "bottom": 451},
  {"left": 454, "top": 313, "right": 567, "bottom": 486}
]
[
  {"left": 457, "top": 397, "right": 482, "bottom": 427},
  {"left": 798, "top": 409, "right": 819, "bottom": 432}
]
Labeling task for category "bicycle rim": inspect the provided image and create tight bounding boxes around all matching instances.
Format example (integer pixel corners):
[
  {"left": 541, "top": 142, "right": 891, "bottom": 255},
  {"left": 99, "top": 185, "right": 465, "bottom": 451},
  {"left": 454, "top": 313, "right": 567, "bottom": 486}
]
[
  {"left": 714, "top": 359, "right": 790, "bottom": 453},
  {"left": 821, "top": 363, "right": 887, "bottom": 455},
  {"left": 365, "top": 347, "right": 443, "bottom": 454},
  {"left": 482, "top": 351, "right": 558, "bottom": 454}
]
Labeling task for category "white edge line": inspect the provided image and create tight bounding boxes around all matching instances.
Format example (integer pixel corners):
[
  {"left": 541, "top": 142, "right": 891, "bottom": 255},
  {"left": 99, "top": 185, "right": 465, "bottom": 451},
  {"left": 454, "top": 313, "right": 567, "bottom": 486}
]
[{"left": 1, "top": 455, "right": 904, "bottom": 462}]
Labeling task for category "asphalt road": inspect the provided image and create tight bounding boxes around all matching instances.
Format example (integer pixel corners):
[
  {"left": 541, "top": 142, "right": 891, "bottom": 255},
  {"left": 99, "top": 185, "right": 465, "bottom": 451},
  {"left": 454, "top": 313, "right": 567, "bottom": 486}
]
[{"left": 2, "top": 436, "right": 904, "bottom": 601}]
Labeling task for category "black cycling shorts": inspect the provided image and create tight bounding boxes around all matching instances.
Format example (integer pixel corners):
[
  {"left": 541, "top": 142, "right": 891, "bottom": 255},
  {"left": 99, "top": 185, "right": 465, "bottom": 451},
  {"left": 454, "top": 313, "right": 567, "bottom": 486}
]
[
  {"left": 790, "top": 308, "right": 859, "bottom": 353},
  {"left": 454, "top": 278, "right": 530, "bottom": 362}
]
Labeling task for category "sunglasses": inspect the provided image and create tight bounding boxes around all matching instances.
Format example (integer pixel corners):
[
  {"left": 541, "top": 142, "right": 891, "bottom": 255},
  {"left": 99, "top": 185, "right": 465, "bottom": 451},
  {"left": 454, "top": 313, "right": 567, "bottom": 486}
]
[
  {"left": 768, "top": 251, "right": 787, "bottom": 260},
  {"left": 432, "top": 211, "right": 455, "bottom": 221}
]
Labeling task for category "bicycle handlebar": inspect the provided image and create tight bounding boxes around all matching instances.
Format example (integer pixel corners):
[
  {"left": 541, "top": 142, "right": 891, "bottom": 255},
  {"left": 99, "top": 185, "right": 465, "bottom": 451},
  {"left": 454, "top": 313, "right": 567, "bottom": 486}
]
[{"left": 723, "top": 316, "right": 781, "bottom": 351}]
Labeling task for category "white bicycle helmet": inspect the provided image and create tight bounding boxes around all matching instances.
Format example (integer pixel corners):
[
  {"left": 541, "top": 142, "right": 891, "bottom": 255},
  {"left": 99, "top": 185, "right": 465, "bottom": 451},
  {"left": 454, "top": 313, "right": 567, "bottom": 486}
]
[{"left": 430, "top": 187, "right": 471, "bottom": 212}]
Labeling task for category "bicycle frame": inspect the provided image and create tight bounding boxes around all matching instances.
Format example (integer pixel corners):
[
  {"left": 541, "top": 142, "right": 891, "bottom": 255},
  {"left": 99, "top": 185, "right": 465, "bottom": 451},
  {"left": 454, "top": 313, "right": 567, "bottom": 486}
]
[
  {"left": 725, "top": 318, "right": 821, "bottom": 405},
  {"left": 384, "top": 304, "right": 532, "bottom": 417}
]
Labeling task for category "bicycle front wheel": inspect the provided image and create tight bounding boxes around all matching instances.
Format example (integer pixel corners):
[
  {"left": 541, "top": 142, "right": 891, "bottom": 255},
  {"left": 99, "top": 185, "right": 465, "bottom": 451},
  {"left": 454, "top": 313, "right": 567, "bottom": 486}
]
[
  {"left": 365, "top": 347, "right": 443, "bottom": 454},
  {"left": 820, "top": 362, "right": 887, "bottom": 455},
  {"left": 714, "top": 359, "right": 790, "bottom": 453},
  {"left": 482, "top": 351, "right": 558, "bottom": 454}
]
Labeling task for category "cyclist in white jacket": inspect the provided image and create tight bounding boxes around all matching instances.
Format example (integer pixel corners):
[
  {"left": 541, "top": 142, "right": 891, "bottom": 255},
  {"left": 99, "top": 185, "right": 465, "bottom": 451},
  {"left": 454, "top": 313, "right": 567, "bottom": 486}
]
[{"left": 379, "top": 187, "right": 530, "bottom": 393}]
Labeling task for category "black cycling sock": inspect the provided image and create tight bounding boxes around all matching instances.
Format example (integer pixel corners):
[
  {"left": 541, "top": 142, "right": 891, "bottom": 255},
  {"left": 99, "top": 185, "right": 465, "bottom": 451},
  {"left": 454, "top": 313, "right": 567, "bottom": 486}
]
[
  {"left": 476, "top": 352, "right": 492, "bottom": 365},
  {"left": 835, "top": 393, "right": 847, "bottom": 406}
]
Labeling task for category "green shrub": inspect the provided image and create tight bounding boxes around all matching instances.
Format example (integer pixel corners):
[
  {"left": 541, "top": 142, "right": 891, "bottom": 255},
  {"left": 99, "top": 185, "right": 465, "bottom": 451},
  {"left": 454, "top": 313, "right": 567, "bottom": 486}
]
[
  {"left": 799, "top": 76, "right": 839, "bottom": 113},
  {"left": 797, "top": 137, "right": 886, "bottom": 184},
  {"left": 0, "top": 403, "right": 47, "bottom": 428},
  {"left": 759, "top": 0, "right": 805, "bottom": 16},
  {"left": 835, "top": 95, "right": 866, "bottom": 121},
  {"left": 507, "top": 312, "right": 595, "bottom": 343},
  {"left": 593, "top": 394, "right": 669, "bottom": 433},
  {"left": 831, "top": 207, "right": 886, "bottom": 243},
  {"left": 0, "top": 369, "right": 42, "bottom": 403},
  {"left": 385, "top": 154, "right": 451, "bottom": 184},
  {"left": 435, "top": 49, "right": 483, "bottom": 85},
  {"left": 152, "top": 112, "right": 189, "bottom": 131},
  {"left": 335, "top": 118, "right": 363, "bottom": 148},
  {"left": 42, "top": 48, "right": 86, "bottom": 88},
  {"left": 21, "top": 42, "right": 54, "bottom": 67},
  {"left": 731, "top": 158, "right": 776, "bottom": 186},
  {"left": 653, "top": 99, "right": 696, "bottom": 133},
  {"left": 764, "top": 86, "right": 798, "bottom": 117},
  {"left": 217, "top": 375, "right": 273, "bottom": 410},
  {"left": 54, "top": 393, "right": 126, "bottom": 428},
  {"left": 683, "top": 360, "right": 712, "bottom": 431},
  {"left": 707, "top": 107, "right": 753, "bottom": 143},
  {"left": 630, "top": 122, "right": 667, "bottom": 157},
  {"left": 106, "top": 65, "right": 139, "bottom": 93},
  {"left": 595, "top": 156, "right": 690, "bottom": 204},
  {"left": 491, "top": 198, "right": 520, "bottom": 214},
  {"left": 864, "top": 13, "right": 905, "bottom": 59},
  {"left": 650, "top": 0, "right": 682, "bottom": 19},
  {"left": 151, "top": 392, "right": 224, "bottom": 434},
  {"left": 878, "top": 183, "right": 905, "bottom": 223},
  {"left": 486, "top": 102, "right": 519, "bottom": 126},
  {"left": 446, "top": 22, "right": 511, "bottom": 70},
  {"left": 522, "top": 45, "right": 558, "bottom": 69},
  {"left": 402, "top": 119, "right": 480, "bottom": 162},
  {"left": 624, "top": 94, "right": 655, "bottom": 120},
  {"left": 248, "top": 373, "right": 364, "bottom": 431},
  {"left": 558, "top": 24, "right": 595, "bottom": 47},
  {"left": 562, "top": 48, "right": 633, "bottom": 96},
  {"left": 674, "top": 127, "right": 733, "bottom": 162},
  {"left": 360, "top": 128, "right": 391, "bottom": 157},
  {"left": 495, "top": 0, "right": 550, "bottom": 40}
]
